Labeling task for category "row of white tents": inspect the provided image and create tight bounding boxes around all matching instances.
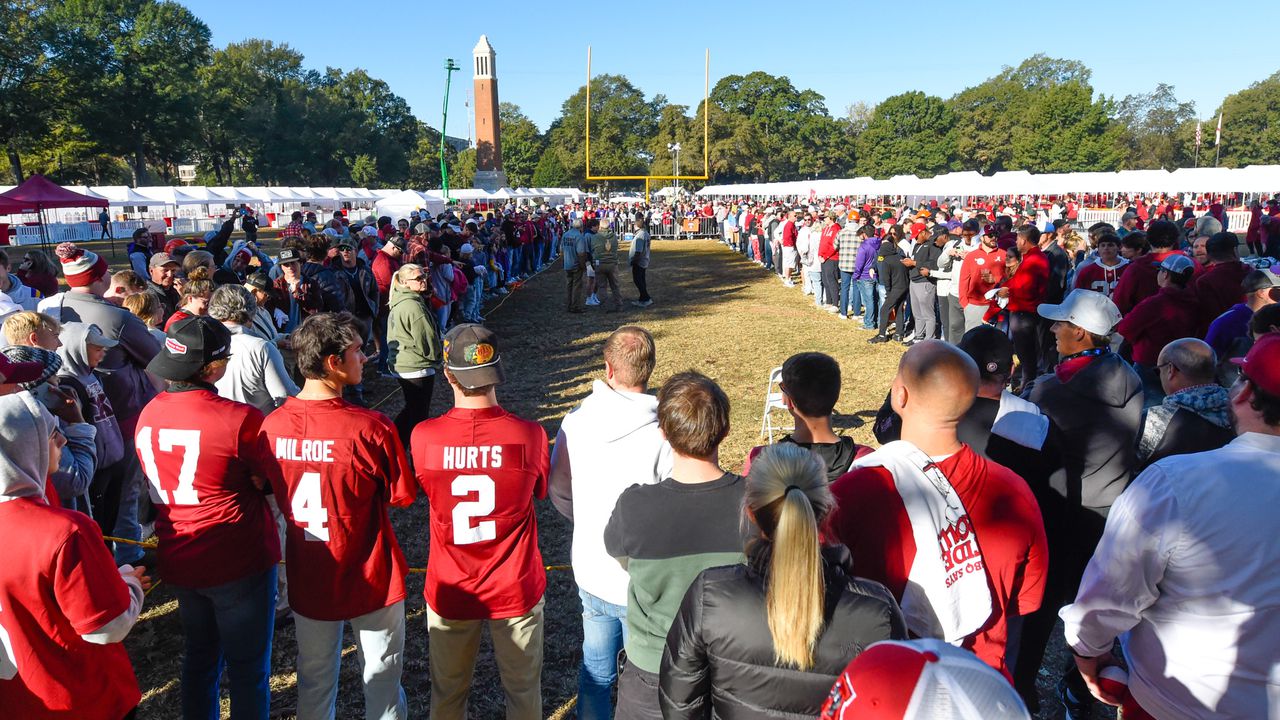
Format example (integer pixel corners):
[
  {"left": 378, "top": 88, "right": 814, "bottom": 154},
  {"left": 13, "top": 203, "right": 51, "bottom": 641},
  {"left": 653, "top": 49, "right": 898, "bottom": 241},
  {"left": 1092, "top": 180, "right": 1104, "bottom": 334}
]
[{"left": 695, "top": 165, "right": 1280, "bottom": 199}]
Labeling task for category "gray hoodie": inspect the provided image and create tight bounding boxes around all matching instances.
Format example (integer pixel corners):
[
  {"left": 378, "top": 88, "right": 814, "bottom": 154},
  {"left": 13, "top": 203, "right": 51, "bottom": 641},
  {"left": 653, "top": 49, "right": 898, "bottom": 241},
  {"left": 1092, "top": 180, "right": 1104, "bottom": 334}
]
[
  {"left": 57, "top": 322, "right": 126, "bottom": 469},
  {"left": 0, "top": 391, "right": 55, "bottom": 502},
  {"left": 55, "top": 291, "right": 161, "bottom": 428}
]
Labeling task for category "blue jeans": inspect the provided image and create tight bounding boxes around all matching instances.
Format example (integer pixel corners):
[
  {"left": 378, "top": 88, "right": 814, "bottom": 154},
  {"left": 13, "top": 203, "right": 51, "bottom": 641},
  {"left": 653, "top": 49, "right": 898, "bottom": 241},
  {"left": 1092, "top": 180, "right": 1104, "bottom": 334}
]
[
  {"left": 578, "top": 589, "right": 628, "bottom": 720},
  {"left": 172, "top": 566, "right": 277, "bottom": 720},
  {"left": 838, "top": 271, "right": 860, "bottom": 318},
  {"left": 509, "top": 245, "right": 523, "bottom": 277},
  {"left": 112, "top": 458, "right": 145, "bottom": 564},
  {"left": 434, "top": 303, "right": 450, "bottom": 331},
  {"left": 858, "top": 279, "right": 879, "bottom": 329}
]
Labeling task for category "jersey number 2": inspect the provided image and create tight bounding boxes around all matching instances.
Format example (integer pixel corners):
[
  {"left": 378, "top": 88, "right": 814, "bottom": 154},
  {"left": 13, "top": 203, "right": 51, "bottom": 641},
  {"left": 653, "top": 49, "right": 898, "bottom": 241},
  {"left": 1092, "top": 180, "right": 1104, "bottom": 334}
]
[
  {"left": 291, "top": 472, "right": 330, "bottom": 542},
  {"left": 452, "top": 474, "right": 496, "bottom": 545},
  {"left": 136, "top": 427, "right": 201, "bottom": 505}
]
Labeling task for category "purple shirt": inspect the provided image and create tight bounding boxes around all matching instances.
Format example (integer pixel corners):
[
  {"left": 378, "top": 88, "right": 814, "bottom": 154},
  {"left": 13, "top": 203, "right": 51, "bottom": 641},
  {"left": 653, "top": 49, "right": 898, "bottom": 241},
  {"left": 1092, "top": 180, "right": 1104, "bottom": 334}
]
[{"left": 1205, "top": 303, "right": 1252, "bottom": 357}]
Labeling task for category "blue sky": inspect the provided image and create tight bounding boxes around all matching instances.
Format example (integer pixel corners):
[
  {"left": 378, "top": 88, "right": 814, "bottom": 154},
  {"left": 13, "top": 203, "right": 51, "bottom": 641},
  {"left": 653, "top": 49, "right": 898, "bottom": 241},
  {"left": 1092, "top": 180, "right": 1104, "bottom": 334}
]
[{"left": 181, "top": 0, "right": 1276, "bottom": 136}]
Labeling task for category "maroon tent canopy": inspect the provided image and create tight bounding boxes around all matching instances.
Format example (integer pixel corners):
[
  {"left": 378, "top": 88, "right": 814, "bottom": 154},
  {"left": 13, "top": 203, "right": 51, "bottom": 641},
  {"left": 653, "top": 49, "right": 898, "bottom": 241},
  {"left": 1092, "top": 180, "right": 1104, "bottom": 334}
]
[{"left": 0, "top": 174, "right": 108, "bottom": 213}]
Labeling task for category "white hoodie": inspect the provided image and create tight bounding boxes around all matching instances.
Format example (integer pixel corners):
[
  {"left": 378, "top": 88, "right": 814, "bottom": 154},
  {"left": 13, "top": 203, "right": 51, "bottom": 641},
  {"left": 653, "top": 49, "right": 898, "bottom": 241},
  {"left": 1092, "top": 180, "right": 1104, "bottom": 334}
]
[{"left": 549, "top": 379, "right": 673, "bottom": 606}]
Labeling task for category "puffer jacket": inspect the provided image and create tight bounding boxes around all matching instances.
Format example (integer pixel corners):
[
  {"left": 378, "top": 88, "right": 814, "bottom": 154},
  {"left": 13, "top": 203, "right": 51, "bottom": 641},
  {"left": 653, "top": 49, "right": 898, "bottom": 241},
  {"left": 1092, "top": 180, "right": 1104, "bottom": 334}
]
[
  {"left": 660, "top": 545, "right": 906, "bottom": 720},
  {"left": 1027, "top": 351, "right": 1143, "bottom": 512}
]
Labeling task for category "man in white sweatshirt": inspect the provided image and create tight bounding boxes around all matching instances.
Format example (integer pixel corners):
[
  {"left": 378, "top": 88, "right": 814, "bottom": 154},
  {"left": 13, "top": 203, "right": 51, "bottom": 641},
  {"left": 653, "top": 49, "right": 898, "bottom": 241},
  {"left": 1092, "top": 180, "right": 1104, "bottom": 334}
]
[{"left": 549, "top": 325, "right": 672, "bottom": 720}]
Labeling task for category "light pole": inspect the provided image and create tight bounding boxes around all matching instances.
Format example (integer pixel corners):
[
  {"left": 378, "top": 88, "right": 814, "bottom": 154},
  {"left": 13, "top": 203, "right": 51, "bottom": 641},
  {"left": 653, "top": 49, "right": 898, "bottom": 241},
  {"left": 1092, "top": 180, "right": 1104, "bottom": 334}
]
[
  {"left": 440, "top": 58, "right": 460, "bottom": 202},
  {"left": 668, "top": 142, "right": 681, "bottom": 239}
]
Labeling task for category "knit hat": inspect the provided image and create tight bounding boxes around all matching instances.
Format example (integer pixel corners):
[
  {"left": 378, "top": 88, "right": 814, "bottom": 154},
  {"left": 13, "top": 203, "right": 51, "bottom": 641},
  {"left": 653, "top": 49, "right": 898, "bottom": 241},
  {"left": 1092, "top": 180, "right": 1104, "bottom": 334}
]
[
  {"left": 0, "top": 346, "right": 61, "bottom": 390},
  {"left": 54, "top": 243, "right": 108, "bottom": 287},
  {"left": 820, "top": 639, "right": 1030, "bottom": 720}
]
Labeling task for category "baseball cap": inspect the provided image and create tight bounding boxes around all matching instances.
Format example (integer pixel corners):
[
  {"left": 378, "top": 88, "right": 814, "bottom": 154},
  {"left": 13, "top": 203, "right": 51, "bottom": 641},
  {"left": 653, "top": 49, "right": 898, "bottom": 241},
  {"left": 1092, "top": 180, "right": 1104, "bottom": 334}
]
[
  {"left": 148, "top": 252, "right": 179, "bottom": 269},
  {"left": 146, "top": 316, "right": 233, "bottom": 382},
  {"left": 459, "top": 243, "right": 474, "bottom": 254},
  {"left": 0, "top": 347, "right": 59, "bottom": 390},
  {"left": 330, "top": 236, "right": 355, "bottom": 251},
  {"left": 361, "top": 225, "right": 380, "bottom": 238},
  {"left": 1231, "top": 333, "right": 1280, "bottom": 396},
  {"left": 244, "top": 272, "right": 272, "bottom": 293},
  {"left": 386, "top": 235, "right": 407, "bottom": 251},
  {"left": 958, "top": 325, "right": 1014, "bottom": 378},
  {"left": 819, "top": 639, "right": 1030, "bottom": 720},
  {"left": 1158, "top": 254, "right": 1195, "bottom": 275},
  {"left": 277, "top": 247, "right": 302, "bottom": 265},
  {"left": 443, "top": 323, "right": 505, "bottom": 389},
  {"left": 1242, "top": 268, "right": 1280, "bottom": 293},
  {"left": 1037, "top": 289, "right": 1121, "bottom": 336}
]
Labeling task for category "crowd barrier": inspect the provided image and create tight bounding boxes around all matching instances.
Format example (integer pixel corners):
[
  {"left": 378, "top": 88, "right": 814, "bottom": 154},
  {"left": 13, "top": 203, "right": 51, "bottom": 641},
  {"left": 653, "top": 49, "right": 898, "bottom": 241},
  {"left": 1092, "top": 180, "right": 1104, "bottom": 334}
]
[
  {"left": 170, "top": 217, "right": 225, "bottom": 235},
  {"left": 1075, "top": 209, "right": 1250, "bottom": 232},
  {"left": 649, "top": 217, "right": 718, "bottom": 238},
  {"left": 12, "top": 220, "right": 146, "bottom": 246}
]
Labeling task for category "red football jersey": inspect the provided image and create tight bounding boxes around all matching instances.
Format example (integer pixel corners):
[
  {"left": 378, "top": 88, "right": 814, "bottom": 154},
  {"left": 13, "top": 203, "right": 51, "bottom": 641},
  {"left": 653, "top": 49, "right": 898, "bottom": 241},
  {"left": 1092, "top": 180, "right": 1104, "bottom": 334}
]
[
  {"left": 262, "top": 397, "right": 416, "bottom": 621},
  {"left": 411, "top": 406, "right": 549, "bottom": 620},
  {"left": 828, "top": 446, "right": 1049, "bottom": 678},
  {"left": 1073, "top": 259, "right": 1130, "bottom": 296},
  {"left": 135, "top": 387, "right": 281, "bottom": 588},
  {"left": 0, "top": 498, "right": 141, "bottom": 719}
]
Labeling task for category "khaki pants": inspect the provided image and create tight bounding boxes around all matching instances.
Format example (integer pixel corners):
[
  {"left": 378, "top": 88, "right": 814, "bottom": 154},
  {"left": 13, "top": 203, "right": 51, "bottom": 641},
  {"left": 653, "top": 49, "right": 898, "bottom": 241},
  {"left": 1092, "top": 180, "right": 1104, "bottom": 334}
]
[
  {"left": 566, "top": 267, "right": 585, "bottom": 311},
  {"left": 426, "top": 596, "right": 544, "bottom": 720},
  {"left": 595, "top": 263, "right": 622, "bottom": 309}
]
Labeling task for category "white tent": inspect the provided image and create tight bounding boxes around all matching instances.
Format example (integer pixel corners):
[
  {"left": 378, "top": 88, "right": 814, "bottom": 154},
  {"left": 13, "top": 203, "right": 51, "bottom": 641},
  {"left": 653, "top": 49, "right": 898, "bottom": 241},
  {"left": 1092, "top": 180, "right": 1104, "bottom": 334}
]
[
  {"left": 487, "top": 187, "right": 516, "bottom": 200},
  {"left": 375, "top": 190, "right": 446, "bottom": 220},
  {"left": 91, "top": 186, "right": 159, "bottom": 207},
  {"left": 135, "top": 186, "right": 208, "bottom": 205}
]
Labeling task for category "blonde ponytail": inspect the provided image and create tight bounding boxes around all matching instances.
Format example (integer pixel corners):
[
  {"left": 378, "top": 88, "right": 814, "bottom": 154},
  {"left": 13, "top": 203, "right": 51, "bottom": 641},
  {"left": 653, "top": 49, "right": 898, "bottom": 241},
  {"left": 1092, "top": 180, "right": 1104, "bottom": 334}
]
[{"left": 745, "top": 443, "right": 833, "bottom": 670}]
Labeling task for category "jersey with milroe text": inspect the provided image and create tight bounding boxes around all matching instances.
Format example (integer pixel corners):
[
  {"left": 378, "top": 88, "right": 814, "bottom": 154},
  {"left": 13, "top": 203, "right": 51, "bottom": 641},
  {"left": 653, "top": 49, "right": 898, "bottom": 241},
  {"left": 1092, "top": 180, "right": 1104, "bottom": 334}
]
[
  {"left": 262, "top": 397, "right": 415, "bottom": 621},
  {"left": 412, "top": 405, "right": 549, "bottom": 620},
  {"left": 0, "top": 498, "right": 141, "bottom": 720},
  {"left": 134, "top": 387, "right": 281, "bottom": 588}
]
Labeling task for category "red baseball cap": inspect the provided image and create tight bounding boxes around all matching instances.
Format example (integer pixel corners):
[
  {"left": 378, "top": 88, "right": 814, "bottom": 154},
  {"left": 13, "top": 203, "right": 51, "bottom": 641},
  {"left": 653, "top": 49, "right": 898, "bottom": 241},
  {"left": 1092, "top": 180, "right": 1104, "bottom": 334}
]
[
  {"left": 820, "top": 639, "right": 1029, "bottom": 720},
  {"left": 0, "top": 354, "right": 45, "bottom": 387},
  {"left": 1232, "top": 332, "right": 1280, "bottom": 396}
]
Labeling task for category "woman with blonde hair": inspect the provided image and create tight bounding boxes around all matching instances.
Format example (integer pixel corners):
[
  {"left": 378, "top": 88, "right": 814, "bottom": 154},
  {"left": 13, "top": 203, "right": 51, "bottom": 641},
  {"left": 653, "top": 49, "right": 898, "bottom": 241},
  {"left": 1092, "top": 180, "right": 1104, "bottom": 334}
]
[
  {"left": 660, "top": 443, "right": 905, "bottom": 719},
  {"left": 387, "top": 263, "right": 441, "bottom": 445},
  {"left": 164, "top": 266, "right": 214, "bottom": 331}
]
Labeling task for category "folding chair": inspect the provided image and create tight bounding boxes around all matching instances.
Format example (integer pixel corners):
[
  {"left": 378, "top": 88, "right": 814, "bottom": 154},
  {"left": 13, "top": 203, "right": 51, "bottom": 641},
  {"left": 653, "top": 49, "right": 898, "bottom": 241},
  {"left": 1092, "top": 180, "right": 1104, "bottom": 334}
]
[{"left": 759, "top": 366, "right": 793, "bottom": 443}]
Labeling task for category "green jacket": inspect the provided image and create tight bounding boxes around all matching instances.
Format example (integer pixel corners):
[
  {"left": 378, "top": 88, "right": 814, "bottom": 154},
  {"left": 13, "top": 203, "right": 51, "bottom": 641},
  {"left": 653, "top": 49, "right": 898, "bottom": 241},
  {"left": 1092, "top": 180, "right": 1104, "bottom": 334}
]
[
  {"left": 591, "top": 229, "right": 619, "bottom": 267},
  {"left": 387, "top": 284, "right": 441, "bottom": 374}
]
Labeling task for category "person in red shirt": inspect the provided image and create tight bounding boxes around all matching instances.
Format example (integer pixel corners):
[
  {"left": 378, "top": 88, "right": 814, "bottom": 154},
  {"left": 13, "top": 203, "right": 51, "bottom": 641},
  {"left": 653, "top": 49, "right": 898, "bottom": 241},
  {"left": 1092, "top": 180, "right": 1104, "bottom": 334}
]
[
  {"left": 828, "top": 341, "right": 1048, "bottom": 679},
  {"left": 996, "top": 225, "right": 1050, "bottom": 389},
  {"left": 261, "top": 312, "right": 415, "bottom": 720},
  {"left": 0, "top": 363, "right": 148, "bottom": 720},
  {"left": 1073, "top": 233, "right": 1129, "bottom": 296},
  {"left": 1192, "top": 231, "right": 1251, "bottom": 334},
  {"left": 1117, "top": 254, "right": 1201, "bottom": 382},
  {"left": 779, "top": 209, "right": 799, "bottom": 286},
  {"left": 1111, "top": 220, "right": 1192, "bottom": 314},
  {"left": 818, "top": 214, "right": 842, "bottom": 308},
  {"left": 958, "top": 224, "right": 1007, "bottom": 332},
  {"left": 135, "top": 316, "right": 281, "bottom": 719},
  {"left": 411, "top": 324, "right": 550, "bottom": 720},
  {"left": 371, "top": 236, "right": 405, "bottom": 373}
]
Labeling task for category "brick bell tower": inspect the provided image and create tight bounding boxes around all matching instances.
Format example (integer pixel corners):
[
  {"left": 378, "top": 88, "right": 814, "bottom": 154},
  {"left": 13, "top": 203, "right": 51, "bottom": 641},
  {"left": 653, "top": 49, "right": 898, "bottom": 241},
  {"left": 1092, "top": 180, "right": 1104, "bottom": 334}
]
[{"left": 472, "top": 35, "right": 508, "bottom": 191}]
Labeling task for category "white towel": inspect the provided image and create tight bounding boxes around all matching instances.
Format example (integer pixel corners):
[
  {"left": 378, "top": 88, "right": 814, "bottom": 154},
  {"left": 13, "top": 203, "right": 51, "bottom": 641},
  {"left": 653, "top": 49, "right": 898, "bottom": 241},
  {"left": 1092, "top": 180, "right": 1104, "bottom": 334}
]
[
  {"left": 851, "top": 440, "right": 994, "bottom": 643},
  {"left": 991, "top": 390, "right": 1049, "bottom": 450}
]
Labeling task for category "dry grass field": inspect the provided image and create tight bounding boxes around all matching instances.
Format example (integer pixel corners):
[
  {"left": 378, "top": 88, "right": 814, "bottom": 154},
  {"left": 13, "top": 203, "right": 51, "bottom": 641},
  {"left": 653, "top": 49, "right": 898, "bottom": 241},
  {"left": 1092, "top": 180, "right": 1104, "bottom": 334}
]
[{"left": 75, "top": 234, "right": 1087, "bottom": 718}]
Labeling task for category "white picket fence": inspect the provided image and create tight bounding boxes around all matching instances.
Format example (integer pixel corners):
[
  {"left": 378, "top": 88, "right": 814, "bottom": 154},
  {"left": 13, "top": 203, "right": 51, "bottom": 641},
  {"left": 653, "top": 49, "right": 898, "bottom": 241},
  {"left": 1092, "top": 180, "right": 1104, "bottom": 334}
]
[
  {"left": 11, "top": 220, "right": 146, "bottom": 246},
  {"left": 170, "top": 217, "right": 224, "bottom": 235}
]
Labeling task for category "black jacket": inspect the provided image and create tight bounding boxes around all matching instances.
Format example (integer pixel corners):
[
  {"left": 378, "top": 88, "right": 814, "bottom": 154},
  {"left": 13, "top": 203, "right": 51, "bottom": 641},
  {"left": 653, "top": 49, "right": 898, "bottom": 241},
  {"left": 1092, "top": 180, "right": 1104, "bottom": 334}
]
[
  {"left": 1026, "top": 352, "right": 1143, "bottom": 512},
  {"left": 660, "top": 546, "right": 905, "bottom": 720},
  {"left": 876, "top": 242, "right": 909, "bottom": 295},
  {"left": 1136, "top": 406, "right": 1235, "bottom": 472},
  {"left": 908, "top": 240, "right": 944, "bottom": 283}
]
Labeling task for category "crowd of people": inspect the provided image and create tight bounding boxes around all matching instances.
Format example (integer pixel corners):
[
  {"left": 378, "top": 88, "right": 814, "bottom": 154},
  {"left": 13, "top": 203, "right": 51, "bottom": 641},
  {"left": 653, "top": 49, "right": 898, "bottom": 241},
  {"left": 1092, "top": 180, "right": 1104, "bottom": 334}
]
[{"left": 0, "top": 188, "right": 1278, "bottom": 720}]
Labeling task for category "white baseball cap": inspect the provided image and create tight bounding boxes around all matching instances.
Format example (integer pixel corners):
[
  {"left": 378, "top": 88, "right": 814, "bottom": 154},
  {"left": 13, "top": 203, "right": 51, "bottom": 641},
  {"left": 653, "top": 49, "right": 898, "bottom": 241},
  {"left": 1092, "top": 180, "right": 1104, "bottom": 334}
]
[
  {"left": 820, "top": 639, "right": 1030, "bottom": 720},
  {"left": 1037, "top": 289, "right": 1121, "bottom": 336}
]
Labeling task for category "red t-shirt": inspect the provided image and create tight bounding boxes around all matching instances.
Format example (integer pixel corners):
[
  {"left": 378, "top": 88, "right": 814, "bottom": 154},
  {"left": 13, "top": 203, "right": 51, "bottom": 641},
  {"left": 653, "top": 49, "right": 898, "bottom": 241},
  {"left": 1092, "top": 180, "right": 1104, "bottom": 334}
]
[
  {"left": 163, "top": 309, "right": 194, "bottom": 332},
  {"left": 1111, "top": 249, "right": 1195, "bottom": 315},
  {"left": 0, "top": 498, "right": 141, "bottom": 719},
  {"left": 262, "top": 397, "right": 416, "bottom": 621},
  {"left": 411, "top": 406, "right": 549, "bottom": 620},
  {"left": 958, "top": 246, "right": 1006, "bottom": 308},
  {"left": 781, "top": 220, "right": 798, "bottom": 247},
  {"left": 135, "top": 387, "right": 281, "bottom": 588},
  {"left": 1073, "top": 259, "right": 1129, "bottom": 296},
  {"left": 827, "top": 445, "right": 1048, "bottom": 677},
  {"left": 1005, "top": 246, "right": 1050, "bottom": 312}
]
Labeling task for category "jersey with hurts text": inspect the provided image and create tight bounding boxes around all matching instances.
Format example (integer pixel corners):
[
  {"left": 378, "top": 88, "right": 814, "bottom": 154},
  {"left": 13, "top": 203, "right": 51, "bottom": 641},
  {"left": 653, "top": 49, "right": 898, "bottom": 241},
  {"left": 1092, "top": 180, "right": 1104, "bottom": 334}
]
[
  {"left": 0, "top": 498, "right": 141, "bottom": 720},
  {"left": 411, "top": 405, "right": 549, "bottom": 620},
  {"left": 134, "top": 386, "right": 281, "bottom": 588},
  {"left": 262, "top": 397, "right": 415, "bottom": 621}
]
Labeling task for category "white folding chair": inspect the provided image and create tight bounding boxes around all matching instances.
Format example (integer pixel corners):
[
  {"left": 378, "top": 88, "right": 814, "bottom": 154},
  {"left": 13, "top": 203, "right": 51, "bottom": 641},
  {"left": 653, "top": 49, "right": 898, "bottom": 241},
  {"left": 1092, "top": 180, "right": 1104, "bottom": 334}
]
[{"left": 760, "top": 366, "right": 792, "bottom": 442}]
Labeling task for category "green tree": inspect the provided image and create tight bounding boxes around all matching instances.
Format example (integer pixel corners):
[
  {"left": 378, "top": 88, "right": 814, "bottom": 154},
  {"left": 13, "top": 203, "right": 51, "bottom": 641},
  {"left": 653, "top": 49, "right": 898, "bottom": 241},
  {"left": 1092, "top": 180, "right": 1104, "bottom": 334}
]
[
  {"left": 531, "top": 147, "right": 571, "bottom": 187},
  {"left": 856, "top": 92, "right": 955, "bottom": 177},
  {"left": 1115, "top": 83, "right": 1197, "bottom": 169},
  {"left": 449, "top": 148, "right": 476, "bottom": 189},
  {"left": 546, "top": 74, "right": 663, "bottom": 187},
  {"left": 1010, "top": 82, "right": 1124, "bottom": 172},
  {"left": 709, "top": 71, "right": 838, "bottom": 181},
  {"left": 1, "top": 0, "right": 63, "bottom": 183},
  {"left": 1214, "top": 71, "right": 1280, "bottom": 168},
  {"left": 499, "top": 103, "right": 545, "bottom": 187},
  {"left": 52, "top": 0, "right": 212, "bottom": 185}
]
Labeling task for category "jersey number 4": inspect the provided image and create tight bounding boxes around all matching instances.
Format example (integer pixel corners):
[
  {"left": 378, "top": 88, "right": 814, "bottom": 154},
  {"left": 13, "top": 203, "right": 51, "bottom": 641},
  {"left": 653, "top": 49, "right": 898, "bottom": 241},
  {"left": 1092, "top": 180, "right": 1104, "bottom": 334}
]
[
  {"left": 291, "top": 472, "right": 330, "bottom": 542},
  {"left": 452, "top": 474, "right": 496, "bottom": 545},
  {"left": 136, "top": 427, "right": 201, "bottom": 505}
]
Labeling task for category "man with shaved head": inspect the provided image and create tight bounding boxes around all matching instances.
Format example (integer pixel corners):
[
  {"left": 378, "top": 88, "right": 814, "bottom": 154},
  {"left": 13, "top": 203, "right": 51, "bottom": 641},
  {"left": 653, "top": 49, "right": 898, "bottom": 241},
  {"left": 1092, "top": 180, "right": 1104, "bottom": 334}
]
[
  {"left": 1135, "top": 338, "right": 1235, "bottom": 471},
  {"left": 828, "top": 341, "right": 1048, "bottom": 679}
]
